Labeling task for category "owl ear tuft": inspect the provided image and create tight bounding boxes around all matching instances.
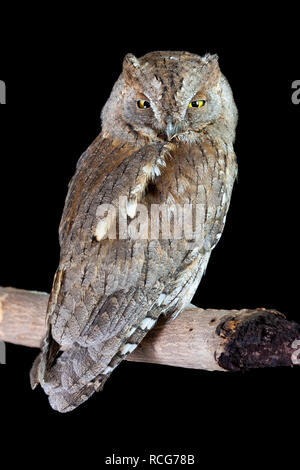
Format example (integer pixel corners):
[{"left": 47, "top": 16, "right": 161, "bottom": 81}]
[
  {"left": 202, "top": 53, "right": 221, "bottom": 83},
  {"left": 202, "top": 53, "right": 219, "bottom": 64},
  {"left": 122, "top": 53, "right": 140, "bottom": 83},
  {"left": 124, "top": 53, "right": 140, "bottom": 68}
]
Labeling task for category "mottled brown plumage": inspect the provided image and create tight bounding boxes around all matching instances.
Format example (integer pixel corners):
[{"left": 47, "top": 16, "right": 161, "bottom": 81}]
[{"left": 30, "top": 51, "right": 238, "bottom": 412}]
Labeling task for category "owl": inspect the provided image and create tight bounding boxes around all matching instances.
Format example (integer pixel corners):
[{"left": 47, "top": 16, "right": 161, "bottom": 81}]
[{"left": 30, "top": 51, "right": 238, "bottom": 412}]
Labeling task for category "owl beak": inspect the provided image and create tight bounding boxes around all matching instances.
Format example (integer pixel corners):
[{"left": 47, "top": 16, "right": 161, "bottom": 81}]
[{"left": 165, "top": 119, "right": 178, "bottom": 140}]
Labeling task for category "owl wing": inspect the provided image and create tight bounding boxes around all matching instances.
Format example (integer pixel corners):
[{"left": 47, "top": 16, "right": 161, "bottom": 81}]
[
  {"left": 49, "top": 137, "right": 175, "bottom": 344},
  {"left": 31, "top": 135, "right": 184, "bottom": 411}
]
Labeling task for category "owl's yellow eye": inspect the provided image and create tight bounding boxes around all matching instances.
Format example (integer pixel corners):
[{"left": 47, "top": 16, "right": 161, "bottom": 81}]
[
  {"left": 188, "top": 100, "right": 206, "bottom": 108},
  {"left": 137, "top": 100, "right": 151, "bottom": 109}
]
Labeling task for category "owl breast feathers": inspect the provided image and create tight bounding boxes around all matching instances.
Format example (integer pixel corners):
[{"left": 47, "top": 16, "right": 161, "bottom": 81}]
[{"left": 30, "top": 50, "right": 238, "bottom": 412}]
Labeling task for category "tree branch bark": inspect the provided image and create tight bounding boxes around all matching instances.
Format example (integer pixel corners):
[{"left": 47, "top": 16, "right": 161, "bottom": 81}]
[{"left": 0, "top": 286, "right": 299, "bottom": 371}]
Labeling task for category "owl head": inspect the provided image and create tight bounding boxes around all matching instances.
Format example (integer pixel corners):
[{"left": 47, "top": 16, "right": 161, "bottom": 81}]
[{"left": 101, "top": 51, "right": 237, "bottom": 143}]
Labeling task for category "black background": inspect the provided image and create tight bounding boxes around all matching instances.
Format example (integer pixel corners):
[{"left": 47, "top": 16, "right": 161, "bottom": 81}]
[{"left": 0, "top": 6, "right": 299, "bottom": 468}]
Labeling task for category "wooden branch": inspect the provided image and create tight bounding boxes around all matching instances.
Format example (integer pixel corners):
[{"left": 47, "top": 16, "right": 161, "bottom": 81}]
[{"left": 0, "top": 286, "right": 299, "bottom": 371}]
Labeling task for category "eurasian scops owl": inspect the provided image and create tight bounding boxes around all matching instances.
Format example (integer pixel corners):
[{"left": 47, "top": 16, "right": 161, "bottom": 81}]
[{"left": 30, "top": 51, "right": 238, "bottom": 412}]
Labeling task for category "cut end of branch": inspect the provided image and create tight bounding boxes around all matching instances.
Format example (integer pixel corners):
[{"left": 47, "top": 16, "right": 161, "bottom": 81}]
[{"left": 217, "top": 309, "right": 300, "bottom": 371}]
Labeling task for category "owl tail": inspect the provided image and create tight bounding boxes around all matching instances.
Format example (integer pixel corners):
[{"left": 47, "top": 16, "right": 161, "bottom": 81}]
[
  {"left": 31, "top": 338, "right": 120, "bottom": 413},
  {"left": 43, "top": 348, "right": 113, "bottom": 413},
  {"left": 34, "top": 329, "right": 146, "bottom": 412},
  {"left": 31, "top": 313, "right": 160, "bottom": 412}
]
